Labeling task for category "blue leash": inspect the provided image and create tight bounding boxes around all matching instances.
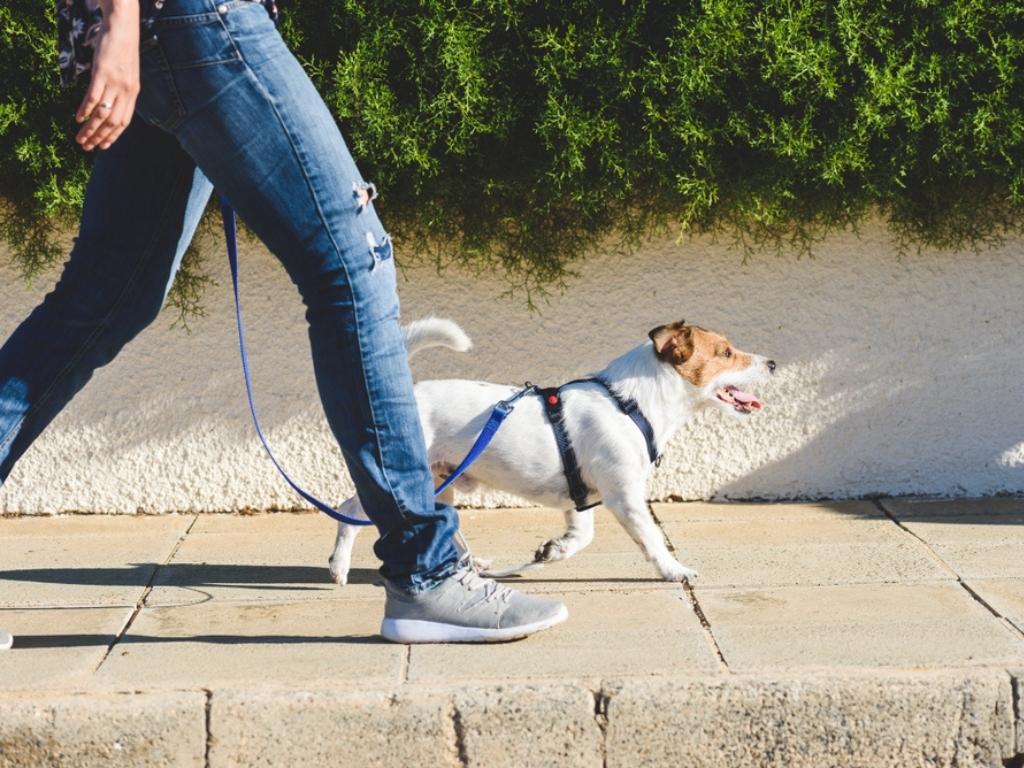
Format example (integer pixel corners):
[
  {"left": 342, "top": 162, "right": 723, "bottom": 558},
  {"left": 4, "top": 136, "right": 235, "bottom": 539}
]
[
  {"left": 433, "top": 383, "right": 537, "bottom": 497},
  {"left": 218, "top": 194, "right": 527, "bottom": 526}
]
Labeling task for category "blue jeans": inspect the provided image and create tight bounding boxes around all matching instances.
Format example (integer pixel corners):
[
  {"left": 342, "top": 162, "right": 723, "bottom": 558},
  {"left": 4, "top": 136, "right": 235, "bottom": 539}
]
[{"left": 0, "top": 0, "right": 460, "bottom": 592}]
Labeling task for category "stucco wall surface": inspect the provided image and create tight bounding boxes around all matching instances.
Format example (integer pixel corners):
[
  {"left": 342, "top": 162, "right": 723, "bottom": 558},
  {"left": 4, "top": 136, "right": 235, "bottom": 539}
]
[{"left": 1, "top": 219, "right": 1022, "bottom": 514}]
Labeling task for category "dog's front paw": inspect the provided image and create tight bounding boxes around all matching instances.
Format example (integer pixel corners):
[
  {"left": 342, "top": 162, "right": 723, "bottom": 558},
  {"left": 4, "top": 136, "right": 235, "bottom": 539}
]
[
  {"left": 535, "top": 539, "right": 568, "bottom": 563},
  {"left": 328, "top": 556, "right": 349, "bottom": 587},
  {"left": 535, "top": 536, "right": 583, "bottom": 563},
  {"left": 658, "top": 560, "right": 699, "bottom": 582}
]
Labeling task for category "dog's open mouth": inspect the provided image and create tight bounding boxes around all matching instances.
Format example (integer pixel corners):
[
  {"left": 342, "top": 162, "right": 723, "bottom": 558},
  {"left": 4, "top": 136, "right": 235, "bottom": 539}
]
[{"left": 716, "top": 385, "right": 762, "bottom": 414}]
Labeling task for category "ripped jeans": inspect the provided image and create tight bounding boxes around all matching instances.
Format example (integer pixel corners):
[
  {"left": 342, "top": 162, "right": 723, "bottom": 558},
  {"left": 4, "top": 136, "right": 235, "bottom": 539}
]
[{"left": 0, "top": 0, "right": 461, "bottom": 592}]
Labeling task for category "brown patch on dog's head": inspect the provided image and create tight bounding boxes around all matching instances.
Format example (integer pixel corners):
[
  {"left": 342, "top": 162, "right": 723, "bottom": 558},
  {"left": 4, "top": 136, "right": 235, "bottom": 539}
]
[{"left": 648, "top": 320, "right": 754, "bottom": 388}]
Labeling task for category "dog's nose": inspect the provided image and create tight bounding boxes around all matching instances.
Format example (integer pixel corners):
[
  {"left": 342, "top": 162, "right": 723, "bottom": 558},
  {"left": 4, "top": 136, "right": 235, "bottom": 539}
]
[{"left": 767, "top": 359, "right": 776, "bottom": 373}]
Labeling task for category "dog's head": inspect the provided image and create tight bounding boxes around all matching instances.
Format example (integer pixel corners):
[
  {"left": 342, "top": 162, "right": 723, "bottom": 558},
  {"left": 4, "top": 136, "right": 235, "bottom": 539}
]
[{"left": 649, "top": 320, "right": 775, "bottom": 417}]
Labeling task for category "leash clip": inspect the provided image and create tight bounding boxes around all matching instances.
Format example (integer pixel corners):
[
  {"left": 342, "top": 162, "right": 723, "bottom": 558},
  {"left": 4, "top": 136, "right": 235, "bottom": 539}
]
[{"left": 496, "top": 382, "right": 537, "bottom": 414}]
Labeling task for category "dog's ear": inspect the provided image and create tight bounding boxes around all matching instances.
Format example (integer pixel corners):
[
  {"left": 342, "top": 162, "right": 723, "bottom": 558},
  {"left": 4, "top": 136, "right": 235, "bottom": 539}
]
[{"left": 648, "top": 321, "right": 692, "bottom": 363}]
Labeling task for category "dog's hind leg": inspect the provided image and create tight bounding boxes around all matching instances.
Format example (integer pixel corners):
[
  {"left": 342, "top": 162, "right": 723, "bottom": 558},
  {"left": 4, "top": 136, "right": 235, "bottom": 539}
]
[
  {"left": 535, "top": 507, "right": 595, "bottom": 563},
  {"left": 600, "top": 487, "right": 698, "bottom": 582},
  {"left": 328, "top": 496, "right": 368, "bottom": 586}
]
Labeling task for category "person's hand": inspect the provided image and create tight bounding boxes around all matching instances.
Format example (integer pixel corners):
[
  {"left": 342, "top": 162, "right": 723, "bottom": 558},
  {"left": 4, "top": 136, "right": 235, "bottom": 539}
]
[{"left": 75, "top": 0, "right": 140, "bottom": 151}]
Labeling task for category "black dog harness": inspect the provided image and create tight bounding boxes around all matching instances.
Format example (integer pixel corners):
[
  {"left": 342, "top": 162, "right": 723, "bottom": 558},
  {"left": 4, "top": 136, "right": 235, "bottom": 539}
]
[{"left": 533, "top": 377, "right": 660, "bottom": 511}]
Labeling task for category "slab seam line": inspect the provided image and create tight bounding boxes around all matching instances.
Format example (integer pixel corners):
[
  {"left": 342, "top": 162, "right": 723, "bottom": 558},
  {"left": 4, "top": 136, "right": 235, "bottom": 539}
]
[
  {"left": 92, "top": 514, "right": 199, "bottom": 673},
  {"left": 648, "top": 502, "right": 730, "bottom": 672},
  {"left": 872, "top": 498, "right": 1024, "bottom": 642},
  {"left": 449, "top": 699, "right": 469, "bottom": 768},
  {"left": 399, "top": 644, "right": 411, "bottom": 686},
  {"left": 590, "top": 684, "right": 610, "bottom": 768},
  {"left": 204, "top": 688, "right": 214, "bottom": 768}
]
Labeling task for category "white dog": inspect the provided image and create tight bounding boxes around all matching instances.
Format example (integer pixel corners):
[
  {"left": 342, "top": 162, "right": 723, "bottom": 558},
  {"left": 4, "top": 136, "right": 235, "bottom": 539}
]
[{"left": 328, "top": 317, "right": 775, "bottom": 584}]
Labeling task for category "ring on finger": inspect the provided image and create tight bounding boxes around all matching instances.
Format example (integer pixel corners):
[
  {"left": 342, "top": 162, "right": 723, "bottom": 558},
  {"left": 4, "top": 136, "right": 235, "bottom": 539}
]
[{"left": 99, "top": 100, "right": 113, "bottom": 110}]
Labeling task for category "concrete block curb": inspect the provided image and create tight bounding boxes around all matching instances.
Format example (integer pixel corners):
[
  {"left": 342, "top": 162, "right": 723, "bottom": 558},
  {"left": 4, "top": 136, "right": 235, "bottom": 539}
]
[
  {"left": 0, "top": 691, "right": 206, "bottom": 768},
  {"left": 208, "top": 684, "right": 604, "bottom": 768},
  {"left": 605, "top": 672, "right": 1017, "bottom": 768},
  {"left": 452, "top": 684, "right": 603, "bottom": 767},
  {"left": 1, "top": 673, "right": 1021, "bottom": 767},
  {"left": 209, "top": 689, "right": 455, "bottom": 767}
]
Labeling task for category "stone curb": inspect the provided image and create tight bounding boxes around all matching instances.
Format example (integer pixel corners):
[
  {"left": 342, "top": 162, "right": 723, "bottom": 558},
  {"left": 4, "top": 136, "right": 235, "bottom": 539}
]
[
  {"left": 1, "top": 672, "right": 1021, "bottom": 767},
  {"left": 0, "top": 691, "right": 206, "bottom": 768}
]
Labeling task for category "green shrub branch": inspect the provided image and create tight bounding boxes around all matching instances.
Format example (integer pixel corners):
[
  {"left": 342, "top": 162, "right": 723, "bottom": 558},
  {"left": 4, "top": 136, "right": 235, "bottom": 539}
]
[{"left": 2, "top": 0, "right": 1023, "bottom": 312}]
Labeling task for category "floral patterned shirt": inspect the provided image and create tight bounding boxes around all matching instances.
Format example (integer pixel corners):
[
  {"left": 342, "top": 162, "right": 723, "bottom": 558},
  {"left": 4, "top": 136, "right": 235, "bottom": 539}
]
[{"left": 56, "top": 0, "right": 279, "bottom": 88}]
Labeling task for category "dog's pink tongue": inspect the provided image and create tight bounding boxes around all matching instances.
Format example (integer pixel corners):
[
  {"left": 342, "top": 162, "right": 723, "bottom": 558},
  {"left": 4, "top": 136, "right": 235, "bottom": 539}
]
[{"left": 731, "top": 389, "right": 762, "bottom": 409}]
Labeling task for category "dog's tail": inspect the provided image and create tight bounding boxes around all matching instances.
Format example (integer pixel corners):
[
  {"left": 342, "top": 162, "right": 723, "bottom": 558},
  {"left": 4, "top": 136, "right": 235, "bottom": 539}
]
[{"left": 403, "top": 317, "right": 472, "bottom": 359}]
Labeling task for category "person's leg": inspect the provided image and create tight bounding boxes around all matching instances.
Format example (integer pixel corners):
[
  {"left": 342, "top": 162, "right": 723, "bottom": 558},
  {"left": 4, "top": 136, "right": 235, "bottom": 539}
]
[
  {"left": 0, "top": 116, "right": 212, "bottom": 483},
  {"left": 134, "top": 0, "right": 462, "bottom": 591},
  {"left": 133, "top": 0, "right": 567, "bottom": 640}
]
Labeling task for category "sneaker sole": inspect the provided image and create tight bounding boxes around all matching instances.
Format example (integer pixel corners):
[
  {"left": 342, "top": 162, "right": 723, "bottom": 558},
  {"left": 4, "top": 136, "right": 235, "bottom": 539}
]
[
  {"left": 0, "top": 631, "right": 12, "bottom": 651},
  {"left": 380, "top": 604, "right": 569, "bottom": 644}
]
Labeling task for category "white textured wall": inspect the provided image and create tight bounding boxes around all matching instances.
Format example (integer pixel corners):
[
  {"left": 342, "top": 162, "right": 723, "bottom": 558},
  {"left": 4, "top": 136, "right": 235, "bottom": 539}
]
[{"left": 1, "top": 219, "right": 1022, "bottom": 514}]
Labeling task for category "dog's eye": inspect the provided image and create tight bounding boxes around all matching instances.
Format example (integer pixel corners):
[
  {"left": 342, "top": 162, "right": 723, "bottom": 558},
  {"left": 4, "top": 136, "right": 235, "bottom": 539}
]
[{"left": 721, "top": 348, "right": 732, "bottom": 358}]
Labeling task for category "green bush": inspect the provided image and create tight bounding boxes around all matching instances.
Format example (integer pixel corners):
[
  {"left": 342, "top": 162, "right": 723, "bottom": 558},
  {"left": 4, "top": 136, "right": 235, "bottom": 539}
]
[{"left": 2, "top": 0, "right": 1023, "bottom": 313}]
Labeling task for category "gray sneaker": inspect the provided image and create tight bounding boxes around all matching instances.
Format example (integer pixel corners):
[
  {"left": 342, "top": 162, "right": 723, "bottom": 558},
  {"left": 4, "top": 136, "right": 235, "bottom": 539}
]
[
  {"left": 0, "top": 630, "right": 12, "bottom": 651},
  {"left": 380, "top": 564, "right": 568, "bottom": 643}
]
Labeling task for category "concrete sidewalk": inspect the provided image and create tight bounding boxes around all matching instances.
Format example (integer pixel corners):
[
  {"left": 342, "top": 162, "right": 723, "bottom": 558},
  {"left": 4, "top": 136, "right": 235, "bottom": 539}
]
[{"left": 1, "top": 499, "right": 1023, "bottom": 767}]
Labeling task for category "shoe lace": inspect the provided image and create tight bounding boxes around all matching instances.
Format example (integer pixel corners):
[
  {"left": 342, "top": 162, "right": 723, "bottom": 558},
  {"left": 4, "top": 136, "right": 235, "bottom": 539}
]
[{"left": 453, "top": 558, "right": 514, "bottom": 607}]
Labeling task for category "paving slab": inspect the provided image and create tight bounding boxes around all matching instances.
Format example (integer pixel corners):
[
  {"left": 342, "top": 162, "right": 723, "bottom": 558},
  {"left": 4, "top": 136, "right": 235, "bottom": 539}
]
[
  {"left": 0, "top": 515, "right": 193, "bottom": 608},
  {"left": 651, "top": 500, "right": 885, "bottom": 524},
  {"left": 697, "top": 582, "right": 1024, "bottom": 671},
  {"left": 882, "top": 496, "right": 1024, "bottom": 519},
  {"left": 93, "top": 599, "right": 404, "bottom": 689},
  {"left": 0, "top": 607, "right": 132, "bottom": 691},
  {"left": 0, "top": 515, "right": 194, "bottom": 538},
  {"left": 188, "top": 511, "right": 337, "bottom": 535},
  {"left": 660, "top": 516, "right": 948, "bottom": 589},
  {"left": 145, "top": 528, "right": 380, "bottom": 607},
  {"left": 890, "top": 512, "right": 1024, "bottom": 579},
  {"left": 605, "top": 671, "right": 1016, "bottom": 768},
  {"left": 669, "top": 516, "right": 902, "bottom": 546},
  {"left": 0, "top": 690, "right": 206, "bottom": 768},
  {"left": 407, "top": 589, "right": 717, "bottom": 683},
  {"left": 209, "top": 688, "right": 453, "bottom": 767},
  {"left": 968, "top": 578, "right": 1024, "bottom": 634}
]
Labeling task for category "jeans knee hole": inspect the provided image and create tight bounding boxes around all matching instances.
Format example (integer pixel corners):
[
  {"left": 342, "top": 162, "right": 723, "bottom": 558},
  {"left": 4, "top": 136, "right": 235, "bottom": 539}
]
[
  {"left": 365, "top": 231, "right": 393, "bottom": 271},
  {"left": 353, "top": 181, "right": 378, "bottom": 213}
]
